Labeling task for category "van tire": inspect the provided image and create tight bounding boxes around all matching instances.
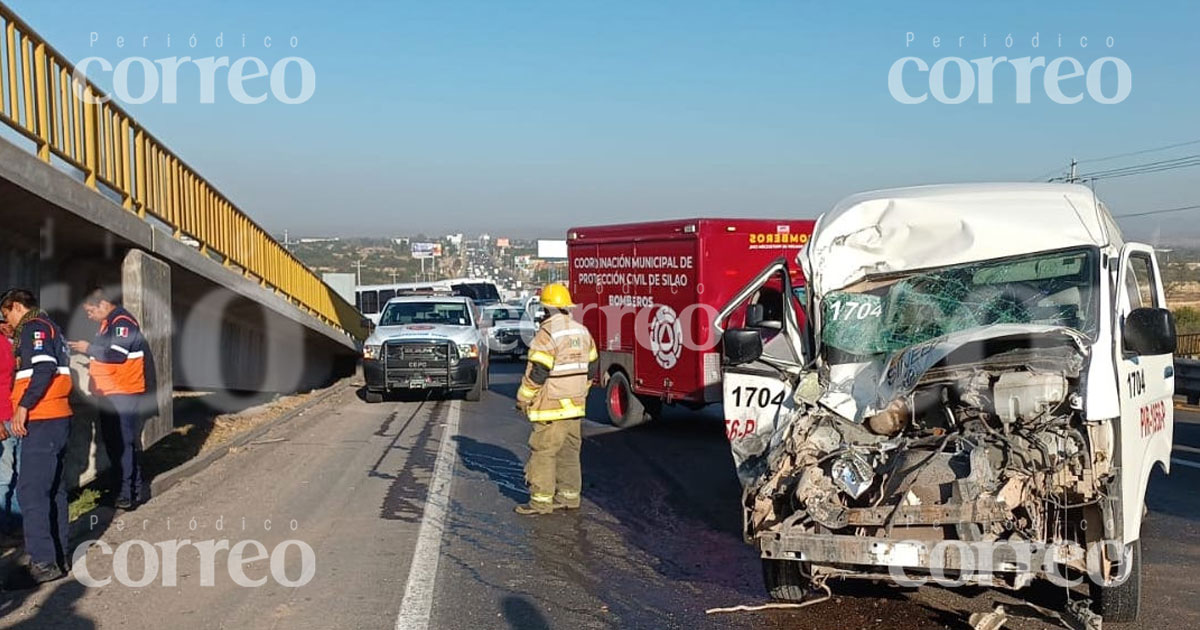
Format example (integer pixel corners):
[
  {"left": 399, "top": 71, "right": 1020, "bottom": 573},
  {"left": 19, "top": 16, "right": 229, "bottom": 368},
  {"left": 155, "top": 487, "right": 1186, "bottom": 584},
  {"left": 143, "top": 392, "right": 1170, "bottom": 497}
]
[
  {"left": 1090, "top": 539, "right": 1141, "bottom": 623},
  {"left": 761, "top": 558, "right": 812, "bottom": 602},
  {"left": 605, "top": 371, "right": 651, "bottom": 428},
  {"left": 365, "top": 391, "right": 384, "bottom": 404}
]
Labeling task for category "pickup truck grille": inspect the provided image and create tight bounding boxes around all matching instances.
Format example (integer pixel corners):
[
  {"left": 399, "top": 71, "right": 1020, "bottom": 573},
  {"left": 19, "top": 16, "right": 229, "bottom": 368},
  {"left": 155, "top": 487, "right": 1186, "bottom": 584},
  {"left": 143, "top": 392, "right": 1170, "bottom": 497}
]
[
  {"left": 385, "top": 341, "right": 453, "bottom": 369},
  {"left": 494, "top": 329, "right": 525, "bottom": 345}
]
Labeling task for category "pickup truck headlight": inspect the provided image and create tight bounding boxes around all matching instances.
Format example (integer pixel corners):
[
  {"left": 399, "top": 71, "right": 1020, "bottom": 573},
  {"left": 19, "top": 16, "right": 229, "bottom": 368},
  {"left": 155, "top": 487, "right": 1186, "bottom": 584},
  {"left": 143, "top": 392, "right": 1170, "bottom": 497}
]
[
  {"left": 363, "top": 344, "right": 382, "bottom": 360},
  {"left": 457, "top": 343, "right": 479, "bottom": 359}
]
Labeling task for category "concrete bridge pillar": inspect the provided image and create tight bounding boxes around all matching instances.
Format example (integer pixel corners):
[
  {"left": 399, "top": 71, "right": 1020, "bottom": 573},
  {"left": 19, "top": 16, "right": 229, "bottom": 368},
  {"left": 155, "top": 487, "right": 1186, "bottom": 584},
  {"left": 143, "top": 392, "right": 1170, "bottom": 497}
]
[{"left": 122, "top": 249, "right": 173, "bottom": 448}]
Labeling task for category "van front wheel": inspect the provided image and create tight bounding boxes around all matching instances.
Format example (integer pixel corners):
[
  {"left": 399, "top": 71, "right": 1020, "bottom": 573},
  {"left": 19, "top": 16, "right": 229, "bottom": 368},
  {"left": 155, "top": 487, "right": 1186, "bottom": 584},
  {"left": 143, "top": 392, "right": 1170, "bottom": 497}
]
[
  {"left": 761, "top": 558, "right": 814, "bottom": 602},
  {"left": 1090, "top": 539, "right": 1141, "bottom": 623}
]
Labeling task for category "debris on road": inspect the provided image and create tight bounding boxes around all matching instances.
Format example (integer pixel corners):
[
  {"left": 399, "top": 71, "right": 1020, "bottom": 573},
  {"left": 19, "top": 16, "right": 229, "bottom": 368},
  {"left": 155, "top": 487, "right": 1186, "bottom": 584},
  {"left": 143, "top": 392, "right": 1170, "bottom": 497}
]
[
  {"left": 969, "top": 605, "right": 1009, "bottom": 630},
  {"left": 705, "top": 580, "right": 832, "bottom": 615}
]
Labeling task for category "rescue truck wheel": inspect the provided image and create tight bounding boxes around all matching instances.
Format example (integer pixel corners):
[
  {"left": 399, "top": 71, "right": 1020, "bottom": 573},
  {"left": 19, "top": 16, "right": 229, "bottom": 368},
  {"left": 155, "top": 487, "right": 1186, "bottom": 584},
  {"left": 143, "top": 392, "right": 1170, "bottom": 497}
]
[
  {"left": 365, "top": 391, "right": 384, "bottom": 404},
  {"left": 761, "top": 558, "right": 813, "bottom": 601},
  {"left": 605, "top": 371, "right": 651, "bottom": 428},
  {"left": 1090, "top": 539, "right": 1141, "bottom": 623}
]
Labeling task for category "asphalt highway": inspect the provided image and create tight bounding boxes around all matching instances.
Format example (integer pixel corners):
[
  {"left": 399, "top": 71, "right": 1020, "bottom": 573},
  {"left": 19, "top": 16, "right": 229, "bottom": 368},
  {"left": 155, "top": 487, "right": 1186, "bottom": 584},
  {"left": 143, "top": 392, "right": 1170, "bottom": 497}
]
[{"left": 2, "top": 363, "right": 1198, "bottom": 629}]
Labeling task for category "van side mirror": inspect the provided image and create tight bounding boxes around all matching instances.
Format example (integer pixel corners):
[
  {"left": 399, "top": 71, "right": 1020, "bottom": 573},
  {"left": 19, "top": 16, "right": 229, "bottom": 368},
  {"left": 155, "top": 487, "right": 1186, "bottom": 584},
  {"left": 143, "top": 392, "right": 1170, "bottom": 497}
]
[
  {"left": 745, "top": 303, "right": 765, "bottom": 328},
  {"left": 722, "top": 329, "right": 763, "bottom": 366},
  {"left": 1123, "top": 307, "right": 1175, "bottom": 356}
]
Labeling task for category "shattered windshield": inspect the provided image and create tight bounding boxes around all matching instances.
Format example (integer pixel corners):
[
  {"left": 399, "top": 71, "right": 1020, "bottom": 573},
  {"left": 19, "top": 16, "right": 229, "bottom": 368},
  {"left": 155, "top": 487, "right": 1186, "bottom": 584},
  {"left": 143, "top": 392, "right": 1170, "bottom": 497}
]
[{"left": 821, "top": 247, "right": 1098, "bottom": 359}]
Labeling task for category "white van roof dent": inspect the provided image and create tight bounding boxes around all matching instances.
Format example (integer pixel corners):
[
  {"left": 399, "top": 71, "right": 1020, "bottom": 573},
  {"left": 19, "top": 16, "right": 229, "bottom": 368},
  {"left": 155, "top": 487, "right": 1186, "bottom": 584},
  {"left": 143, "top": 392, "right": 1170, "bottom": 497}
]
[{"left": 804, "top": 183, "right": 1125, "bottom": 294}]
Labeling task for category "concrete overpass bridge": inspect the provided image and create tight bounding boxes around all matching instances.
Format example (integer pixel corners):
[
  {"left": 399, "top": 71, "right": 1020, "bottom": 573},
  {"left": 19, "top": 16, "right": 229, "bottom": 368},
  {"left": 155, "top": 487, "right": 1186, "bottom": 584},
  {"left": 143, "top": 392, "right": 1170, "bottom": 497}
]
[{"left": 0, "top": 3, "right": 362, "bottom": 479}]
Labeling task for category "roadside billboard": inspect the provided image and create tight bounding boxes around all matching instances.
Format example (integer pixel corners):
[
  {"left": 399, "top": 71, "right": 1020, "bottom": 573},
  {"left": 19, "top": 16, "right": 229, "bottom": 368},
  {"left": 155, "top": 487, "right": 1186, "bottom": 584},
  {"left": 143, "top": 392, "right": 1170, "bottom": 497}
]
[
  {"left": 537, "top": 239, "right": 567, "bottom": 260},
  {"left": 411, "top": 242, "right": 442, "bottom": 259}
]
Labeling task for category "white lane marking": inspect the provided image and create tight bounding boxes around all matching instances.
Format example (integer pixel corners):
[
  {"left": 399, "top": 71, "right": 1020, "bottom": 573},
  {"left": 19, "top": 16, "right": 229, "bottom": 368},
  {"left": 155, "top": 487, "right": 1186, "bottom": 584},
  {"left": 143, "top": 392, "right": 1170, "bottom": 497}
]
[
  {"left": 1171, "top": 457, "right": 1200, "bottom": 471},
  {"left": 395, "top": 399, "right": 461, "bottom": 630}
]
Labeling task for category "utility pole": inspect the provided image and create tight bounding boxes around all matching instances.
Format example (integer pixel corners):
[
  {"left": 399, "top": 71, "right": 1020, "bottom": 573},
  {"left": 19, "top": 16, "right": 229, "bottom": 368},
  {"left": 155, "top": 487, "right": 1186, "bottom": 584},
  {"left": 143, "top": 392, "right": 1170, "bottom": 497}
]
[
  {"left": 390, "top": 270, "right": 399, "bottom": 284},
  {"left": 354, "top": 259, "right": 365, "bottom": 285},
  {"left": 1067, "top": 158, "right": 1078, "bottom": 183}
]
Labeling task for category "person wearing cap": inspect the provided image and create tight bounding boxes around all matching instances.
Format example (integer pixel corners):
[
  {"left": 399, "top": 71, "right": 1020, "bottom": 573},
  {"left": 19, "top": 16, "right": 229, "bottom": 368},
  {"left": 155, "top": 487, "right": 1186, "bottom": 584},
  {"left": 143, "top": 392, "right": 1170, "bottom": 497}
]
[{"left": 513, "top": 283, "right": 598, "bottom": 515}]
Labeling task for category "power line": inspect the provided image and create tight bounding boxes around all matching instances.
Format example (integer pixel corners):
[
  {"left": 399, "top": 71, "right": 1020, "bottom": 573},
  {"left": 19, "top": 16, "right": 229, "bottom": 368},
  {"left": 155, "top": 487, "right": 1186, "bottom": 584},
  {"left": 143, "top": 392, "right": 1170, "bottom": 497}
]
[
  {"left": 1084, "top": 157, "right": 1200, "bottom": 181},
  {"left": 1051, "top": 154, "right": 1200, "bottom": 182},
  {"left": 1076, "top": 138, "right": 1200, "bottom": 165},
  {"left": 1032, "top": 137, "right": 1200, "bottom": 181},
  {"left": 1031, "top": 165, "right": 1069, "bottom": 182},
  {"left": 1079, "top": 153, "right": 1200, "bottom": 177},
  {"left": 1114, "top": 203, "right": 1200, "bottom": 219}
]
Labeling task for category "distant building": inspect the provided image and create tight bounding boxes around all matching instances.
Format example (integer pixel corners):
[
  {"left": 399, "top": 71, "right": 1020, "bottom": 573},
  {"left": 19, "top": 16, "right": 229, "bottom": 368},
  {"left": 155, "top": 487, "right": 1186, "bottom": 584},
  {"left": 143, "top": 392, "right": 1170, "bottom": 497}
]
[
  {"left": 446, "top": 233, "right": 464, "bottom": 246},
  {"left": 299, "top": 237, "right": 340, "bottom": 243}
]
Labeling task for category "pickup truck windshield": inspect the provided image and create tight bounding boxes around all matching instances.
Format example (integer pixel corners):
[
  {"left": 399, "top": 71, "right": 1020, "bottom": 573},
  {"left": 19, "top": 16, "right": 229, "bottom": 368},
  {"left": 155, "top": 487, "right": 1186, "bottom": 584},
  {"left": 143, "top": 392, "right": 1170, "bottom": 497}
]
[
  {"left": 821, "top": 247, "right": 1098, "bottom": 358},
  {"left": 380, "top": 302, "right": 472, "bottom": 327},
  {"left": 484, "top": 307, "right": 525, "bottom": 321}
]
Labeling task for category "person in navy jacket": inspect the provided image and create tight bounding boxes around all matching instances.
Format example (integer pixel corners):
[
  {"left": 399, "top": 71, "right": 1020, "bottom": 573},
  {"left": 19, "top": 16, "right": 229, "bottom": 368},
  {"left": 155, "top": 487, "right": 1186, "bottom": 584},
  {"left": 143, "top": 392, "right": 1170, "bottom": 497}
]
[
  {"left": 1, "top": 289, "right": 72, "bottom": 583},
  {"left": 69, "top": 289, "right": 153, "bottom": 511}
]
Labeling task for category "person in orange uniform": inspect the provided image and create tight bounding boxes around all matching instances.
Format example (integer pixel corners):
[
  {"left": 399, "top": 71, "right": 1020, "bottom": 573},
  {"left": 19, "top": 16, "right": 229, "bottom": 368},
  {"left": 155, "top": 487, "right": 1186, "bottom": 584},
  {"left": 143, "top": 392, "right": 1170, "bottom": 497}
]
[
  {"left": 68, "top": 290, "right": 151, "bottom": 510},
  {"left": 513, "top": 283, "right": 598, "bottom": 515},
  {"left": 0, "top": 289, "right": 72, "bottom": 583}
]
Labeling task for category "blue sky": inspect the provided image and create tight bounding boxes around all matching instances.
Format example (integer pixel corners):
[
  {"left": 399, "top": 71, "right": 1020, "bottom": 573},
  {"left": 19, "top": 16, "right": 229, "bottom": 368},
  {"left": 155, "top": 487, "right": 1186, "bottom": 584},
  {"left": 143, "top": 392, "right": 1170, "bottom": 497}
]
[{"left": 8, "top": 0, "right": 1200, "bottom": 241}]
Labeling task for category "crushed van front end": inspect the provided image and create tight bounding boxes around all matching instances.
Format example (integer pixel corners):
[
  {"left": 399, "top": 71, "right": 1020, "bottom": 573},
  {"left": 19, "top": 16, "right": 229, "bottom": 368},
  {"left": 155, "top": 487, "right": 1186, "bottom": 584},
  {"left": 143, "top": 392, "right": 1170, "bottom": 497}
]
[{"left": 741, "top": 325, "right": 1126, "bottom": 590}]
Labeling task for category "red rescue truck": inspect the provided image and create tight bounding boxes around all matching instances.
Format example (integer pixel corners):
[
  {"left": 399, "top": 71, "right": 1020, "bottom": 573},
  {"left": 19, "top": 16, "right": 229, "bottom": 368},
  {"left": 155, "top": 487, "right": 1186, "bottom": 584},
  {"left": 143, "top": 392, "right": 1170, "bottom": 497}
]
[{"left": 568, "top": 218, "right": 815, "bottom": 427}]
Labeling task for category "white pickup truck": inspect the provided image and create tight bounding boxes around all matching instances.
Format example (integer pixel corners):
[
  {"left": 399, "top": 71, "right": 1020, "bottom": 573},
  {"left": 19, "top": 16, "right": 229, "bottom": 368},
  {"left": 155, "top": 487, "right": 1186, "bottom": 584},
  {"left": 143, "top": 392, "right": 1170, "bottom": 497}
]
[
  {"left": 719, "top": 184, "right": 1175, "bottom": 623},
  {"left": 362, "top": 296, "right": 490, "bottom": 402}
]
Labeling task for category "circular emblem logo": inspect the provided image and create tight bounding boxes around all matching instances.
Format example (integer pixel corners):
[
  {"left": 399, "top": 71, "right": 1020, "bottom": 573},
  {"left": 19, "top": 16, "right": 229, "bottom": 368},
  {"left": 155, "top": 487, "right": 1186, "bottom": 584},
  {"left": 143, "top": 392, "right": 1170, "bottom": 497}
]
[{"left": 650, "top": 305, "right": 683, "bottom": 369}]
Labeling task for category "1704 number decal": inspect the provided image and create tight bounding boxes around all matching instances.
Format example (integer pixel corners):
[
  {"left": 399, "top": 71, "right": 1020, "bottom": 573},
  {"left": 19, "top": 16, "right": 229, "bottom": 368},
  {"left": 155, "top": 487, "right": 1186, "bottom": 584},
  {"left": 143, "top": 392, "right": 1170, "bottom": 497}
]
[{"left": 728, "top": 385, "right": 785, "bottom": 409}]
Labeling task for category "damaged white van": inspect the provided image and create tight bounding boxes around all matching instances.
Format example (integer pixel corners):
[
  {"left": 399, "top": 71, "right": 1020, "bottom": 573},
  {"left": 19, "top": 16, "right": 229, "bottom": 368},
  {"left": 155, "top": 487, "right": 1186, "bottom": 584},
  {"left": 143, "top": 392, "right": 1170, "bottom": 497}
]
[{"left": 718, "top": 184, "right": 1176, "bottom": 623}]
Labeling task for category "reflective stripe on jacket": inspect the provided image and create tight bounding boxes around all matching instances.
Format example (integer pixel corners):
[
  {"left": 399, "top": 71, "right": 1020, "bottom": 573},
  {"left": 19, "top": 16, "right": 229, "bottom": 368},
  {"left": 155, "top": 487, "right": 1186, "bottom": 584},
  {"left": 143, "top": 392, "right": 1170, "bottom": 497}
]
[
  {"left": 12, "top": 316, "right": 73, "bottom": 420},
  {"left": 517, "top": 313, "right": 597, "bottom": 422},
  {"left": 88, "top": 307, "right": 147, "bottom": 396}
]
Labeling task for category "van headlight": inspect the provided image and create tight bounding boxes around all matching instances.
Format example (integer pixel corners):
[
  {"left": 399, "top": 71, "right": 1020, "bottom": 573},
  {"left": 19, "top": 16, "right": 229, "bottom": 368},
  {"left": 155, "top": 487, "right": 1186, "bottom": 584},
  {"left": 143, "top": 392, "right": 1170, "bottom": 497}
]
[
  {"left": 457, "top": 343, "right": 479, "bottom": 359},
  {"left": 363, "top": 344, "right": 382, "bottom": 360}
]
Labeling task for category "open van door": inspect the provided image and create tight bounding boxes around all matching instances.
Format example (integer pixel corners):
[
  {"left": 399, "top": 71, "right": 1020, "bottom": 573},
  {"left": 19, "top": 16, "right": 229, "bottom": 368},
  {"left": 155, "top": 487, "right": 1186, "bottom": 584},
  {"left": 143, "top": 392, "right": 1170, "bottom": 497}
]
[
  {"left": 715, "top": 259, "right": 808, "bottom": 484},
  {"left": 1113, "top": 243, "right": 1175, "bottom": 545}
]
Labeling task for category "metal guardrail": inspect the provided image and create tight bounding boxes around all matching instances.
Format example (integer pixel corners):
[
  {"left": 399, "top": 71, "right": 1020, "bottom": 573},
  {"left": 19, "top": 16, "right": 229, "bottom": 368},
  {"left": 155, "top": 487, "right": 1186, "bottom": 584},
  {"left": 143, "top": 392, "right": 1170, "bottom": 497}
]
[
  {"left": 1178, "top": 358, "right": 1200, "bottom": 406},
  {"left": 1178, "top": 333, "right": 1200, "bottom": 358},
  {"left": 0, "top": 2, "right": 363, "bottom": 340}
]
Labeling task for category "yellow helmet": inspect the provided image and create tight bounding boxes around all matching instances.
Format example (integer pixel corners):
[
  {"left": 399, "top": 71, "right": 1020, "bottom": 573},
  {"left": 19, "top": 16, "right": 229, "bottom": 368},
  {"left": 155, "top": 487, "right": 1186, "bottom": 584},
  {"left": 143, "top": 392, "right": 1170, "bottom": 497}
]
[{"left": 539, "top": 283, "right": 575, "bottom": 309}]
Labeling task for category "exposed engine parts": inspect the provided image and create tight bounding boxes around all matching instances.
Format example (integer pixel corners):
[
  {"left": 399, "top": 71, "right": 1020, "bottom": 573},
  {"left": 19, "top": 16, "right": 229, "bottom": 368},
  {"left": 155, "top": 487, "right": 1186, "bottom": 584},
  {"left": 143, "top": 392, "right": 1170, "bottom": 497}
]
[{"left": 743, "top": 341, "right": 1117, "bottom": 589}]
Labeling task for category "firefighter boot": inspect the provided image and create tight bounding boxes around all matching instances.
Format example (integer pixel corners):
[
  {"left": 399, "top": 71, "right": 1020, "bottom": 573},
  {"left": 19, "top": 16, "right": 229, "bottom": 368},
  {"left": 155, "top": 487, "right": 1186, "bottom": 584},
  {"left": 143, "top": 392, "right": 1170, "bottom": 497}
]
[
  {"left": 553, "top": 489, "right": 580, "bottom": 510},
  {"left": 514, "top": 494, "right": 556, "bottom": 515}
]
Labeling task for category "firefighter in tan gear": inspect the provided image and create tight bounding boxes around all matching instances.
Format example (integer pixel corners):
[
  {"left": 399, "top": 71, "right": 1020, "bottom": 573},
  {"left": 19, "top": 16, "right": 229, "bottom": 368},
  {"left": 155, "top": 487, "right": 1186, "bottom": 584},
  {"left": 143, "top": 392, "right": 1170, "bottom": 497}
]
[{"left": 514, "top": 283, "right": 598, "bottom": 515}]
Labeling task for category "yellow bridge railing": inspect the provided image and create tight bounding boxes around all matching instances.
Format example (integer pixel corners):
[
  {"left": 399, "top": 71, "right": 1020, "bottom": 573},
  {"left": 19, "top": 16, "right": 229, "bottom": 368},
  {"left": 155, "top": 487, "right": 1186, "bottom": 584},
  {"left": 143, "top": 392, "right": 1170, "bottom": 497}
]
[{"left": 0, "top": 2, "right": 363, "bottom": 340}]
